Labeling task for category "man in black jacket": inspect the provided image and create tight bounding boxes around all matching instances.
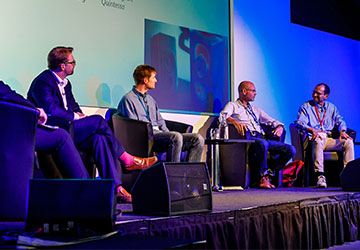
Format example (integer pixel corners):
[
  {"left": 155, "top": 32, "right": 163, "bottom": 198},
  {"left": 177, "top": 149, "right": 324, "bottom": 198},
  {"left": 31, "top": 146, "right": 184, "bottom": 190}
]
[{"left": 27, "top": 46, "right": 157, "bottom": 202}]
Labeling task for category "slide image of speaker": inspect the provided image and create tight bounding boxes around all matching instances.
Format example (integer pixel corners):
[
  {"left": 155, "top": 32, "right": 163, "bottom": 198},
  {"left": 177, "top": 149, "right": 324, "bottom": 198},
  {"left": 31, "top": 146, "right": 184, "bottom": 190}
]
[
  {"left": 144, "top": 18, "right": 230, "bottom": 114},
  {"left": 340, "top": 158, "right": 360, "bottom": 191},
  {"left": 148, "top": 32, "right": 179, "bottom": 110},
  {"left": 131, "top": 162, "right": 212, "bottom": 216},
  {"left": 25, "top": 179, "right": 116, "bottom": 234},
  {"left": 190, "top": 30, "right": 228, "bottom": 113}
]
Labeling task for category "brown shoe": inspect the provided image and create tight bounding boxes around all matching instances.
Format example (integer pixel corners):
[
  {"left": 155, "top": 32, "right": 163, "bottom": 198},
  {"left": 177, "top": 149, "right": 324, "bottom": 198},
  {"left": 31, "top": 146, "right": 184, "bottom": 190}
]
[
  {"left": 259, "top": 176, "right": 275, "bottom": 189},
  {"left": 116, "top": 186, "right": 132, "bottom": 203},
  {"left": 123, "top": 156, "right": 158, "bottom": 171}
]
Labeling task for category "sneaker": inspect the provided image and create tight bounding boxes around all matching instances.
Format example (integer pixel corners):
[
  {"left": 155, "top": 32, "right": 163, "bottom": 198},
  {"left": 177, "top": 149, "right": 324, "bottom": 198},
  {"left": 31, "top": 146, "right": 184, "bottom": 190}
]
[{"left": 316, "top": 175, "right": 327, "bottom": 188}]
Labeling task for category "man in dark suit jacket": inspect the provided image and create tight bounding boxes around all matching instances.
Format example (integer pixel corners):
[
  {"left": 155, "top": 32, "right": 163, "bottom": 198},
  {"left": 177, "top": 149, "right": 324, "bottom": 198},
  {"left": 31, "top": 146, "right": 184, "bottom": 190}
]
[
  {"left": 27, "top": 46, "right": 157, "bottom": 203},
  {"left": 1, "top": 80, "right": 89, "bottom": 179}
]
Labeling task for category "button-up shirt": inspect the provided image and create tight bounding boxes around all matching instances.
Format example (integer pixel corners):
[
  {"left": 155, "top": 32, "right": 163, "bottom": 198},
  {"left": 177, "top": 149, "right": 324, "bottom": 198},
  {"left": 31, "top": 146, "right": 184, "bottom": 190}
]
[
  {"left": 295, "top": 100, "right": 346, "bottom": 133},
  {"left": 222, "top": 99, "right": 284, "bottom": 134},
  {"left": 50, "top": 70, "right": 80, "bottom": 120},
  {"left": 118, "top": 86, "right": 169, "bottom": 132}
]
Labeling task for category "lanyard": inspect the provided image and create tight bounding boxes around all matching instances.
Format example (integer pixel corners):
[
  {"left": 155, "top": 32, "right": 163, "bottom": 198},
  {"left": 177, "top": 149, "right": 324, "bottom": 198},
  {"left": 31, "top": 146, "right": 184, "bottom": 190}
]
[
  {"left": 133, "top": 90, "right": 151, "bottom": 122},
  {"left": 314, "top": 105, "right": 326, "bottom": 129},
  {"left": 243, "top": 103, "right": 259, "bottom": 125}
]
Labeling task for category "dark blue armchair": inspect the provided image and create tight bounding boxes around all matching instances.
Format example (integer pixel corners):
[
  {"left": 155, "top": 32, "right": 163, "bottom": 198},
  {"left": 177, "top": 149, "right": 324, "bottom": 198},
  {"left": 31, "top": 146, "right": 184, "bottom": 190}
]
[{"left": 0, "top": 100, "right": 38, "bottom": 220}]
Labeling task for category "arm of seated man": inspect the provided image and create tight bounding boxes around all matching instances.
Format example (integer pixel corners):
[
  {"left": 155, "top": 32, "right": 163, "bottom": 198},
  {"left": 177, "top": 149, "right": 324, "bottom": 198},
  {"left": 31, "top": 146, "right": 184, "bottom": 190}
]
[
  {"left": 272, "top": 125, "right": 284, "bottom": 137},
  {"left": 226, "top": 117, "right": 248, "bottom": 136},
  {"left": 340, "top": 130, "right": 352, "bottom": 141}
]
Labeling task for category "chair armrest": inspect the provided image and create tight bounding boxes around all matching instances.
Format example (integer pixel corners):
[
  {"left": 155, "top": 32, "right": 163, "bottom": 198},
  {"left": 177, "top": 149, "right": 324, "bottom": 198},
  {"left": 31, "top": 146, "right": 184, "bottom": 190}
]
[
  {"left": 331, "top": 127, "right": 356, "bottom": 141},
  {"left": 46, "top": 115, "right": 74, "bottom": 139},
  {"left": 227, "top": 124, "right": 248, "bottom": 139},
  {"left": 105, "top": 108, "right": 118, "bottom": 131},
  {"left": 261, "top": 124, "right": 286, "bottom": 142},
  {"left": 347, "top": 128, "right": 356, "bottom": 141},
  {"left": 165, "top": 120, "right": 193, "bottom": 133},
  {"left": 112, "top": 114, "right": 154, "bottom": 157},
  {"left": 0, "top": 100, "right": 38, "bottom": 219},
  {"left": 0, "top": 100, "right": 39, "bottom": 154},
  {"left": 289, "top": 123, "right": 307, "bottom": 161},
  {"left": 228, "top": 123, "right": 286, "bottom": 141}
]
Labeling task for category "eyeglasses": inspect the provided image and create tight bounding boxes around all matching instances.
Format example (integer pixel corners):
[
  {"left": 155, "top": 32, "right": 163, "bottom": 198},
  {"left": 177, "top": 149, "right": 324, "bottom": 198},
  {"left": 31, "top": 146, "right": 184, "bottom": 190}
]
[
  {"left": 64, "top": 60, "right": 76, "bottom": 65},
  {"left": 313, "top": 90, "right": 325, "bottom": 95},
  {"left": 246, "top": 89, "right": 256, "bottom": 93}
]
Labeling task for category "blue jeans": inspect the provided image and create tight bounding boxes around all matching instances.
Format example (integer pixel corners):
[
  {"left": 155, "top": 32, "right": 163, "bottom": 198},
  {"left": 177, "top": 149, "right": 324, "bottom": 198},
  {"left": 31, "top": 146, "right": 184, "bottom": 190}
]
[
  {"left": 153, "top": 131, "right": 205, "bottom": 162},
  {"left": 250, "top": 137, "right": 296, "bottom": 176}
]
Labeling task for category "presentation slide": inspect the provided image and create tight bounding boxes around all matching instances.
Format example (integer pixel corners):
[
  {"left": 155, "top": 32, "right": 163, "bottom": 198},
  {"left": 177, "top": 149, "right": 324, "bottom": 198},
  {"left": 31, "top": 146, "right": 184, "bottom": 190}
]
[{"left": 0, "top": 0, "right": 230, "bottom": 114}]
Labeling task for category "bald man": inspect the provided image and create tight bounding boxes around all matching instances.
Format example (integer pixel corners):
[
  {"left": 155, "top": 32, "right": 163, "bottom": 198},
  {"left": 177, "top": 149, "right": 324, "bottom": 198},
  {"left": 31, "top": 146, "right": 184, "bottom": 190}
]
[{"left": 221, "top": 81, "right": 295, "bottom": 189}]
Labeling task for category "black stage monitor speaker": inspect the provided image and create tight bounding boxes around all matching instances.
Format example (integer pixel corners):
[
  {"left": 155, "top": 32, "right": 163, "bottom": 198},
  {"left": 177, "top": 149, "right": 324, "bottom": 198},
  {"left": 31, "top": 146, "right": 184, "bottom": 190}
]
[
  {"left": 131, "top": 162, "right": 212, "bottom": 216},
  {"left": 340, "top": 158, "right": 360, "bottom": 191},
  {"left": 25, "top": 179, "right": 115, "bottom": 234}
]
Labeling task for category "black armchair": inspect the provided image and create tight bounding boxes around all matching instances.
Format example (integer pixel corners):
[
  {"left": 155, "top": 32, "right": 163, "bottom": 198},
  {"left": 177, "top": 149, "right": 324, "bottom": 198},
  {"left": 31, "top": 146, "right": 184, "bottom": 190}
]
[
  {"left": 0, "top": 100, "right": 38, "bottom": 220},
  {"left": 110, "top": 112, "right": 193, "bottom": 158},
  {"left": 219, "top": 123, "right": 286, "bottom": 188},
  {"left": 165, "top": 120, "right": 193, "bottom": 134},
  {"left": 109, "top": 111, "right": 193, "bottom": 191},
  {"left": 289, "top": 122, "right": 356, "bottom": 187}
]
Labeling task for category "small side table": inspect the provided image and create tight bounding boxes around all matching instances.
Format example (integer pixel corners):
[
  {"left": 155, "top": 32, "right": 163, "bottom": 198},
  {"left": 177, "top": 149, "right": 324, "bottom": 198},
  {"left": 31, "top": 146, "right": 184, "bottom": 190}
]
[{"left": 205, "top": 139, "right": 254, "bottom": 192}]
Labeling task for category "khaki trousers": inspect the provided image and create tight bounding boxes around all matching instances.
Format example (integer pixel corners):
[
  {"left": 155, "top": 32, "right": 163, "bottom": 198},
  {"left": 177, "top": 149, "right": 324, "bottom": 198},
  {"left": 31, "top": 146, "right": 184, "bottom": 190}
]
[{"left": 312, "top": 132, "right": 354, "bottom": 173}]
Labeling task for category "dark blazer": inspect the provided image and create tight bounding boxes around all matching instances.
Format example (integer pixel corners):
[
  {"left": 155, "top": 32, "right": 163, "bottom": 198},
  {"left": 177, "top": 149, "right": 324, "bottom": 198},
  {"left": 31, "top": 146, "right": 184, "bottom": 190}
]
[
  {"left": 0, "top": 80, "right": 35, "bottom": 108},
  {"left": 27, "top": 70, "right": 82, "bottom": 120}
]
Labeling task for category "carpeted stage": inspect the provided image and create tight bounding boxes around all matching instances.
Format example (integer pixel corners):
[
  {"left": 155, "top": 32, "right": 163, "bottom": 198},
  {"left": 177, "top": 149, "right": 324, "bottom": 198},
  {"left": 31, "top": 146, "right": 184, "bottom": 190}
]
[
  {"left": 114, "top": 187, "right": 360, "bottom": 249},
  {"left": 2, "top": 187, "right": 360, "bottom": 249}
]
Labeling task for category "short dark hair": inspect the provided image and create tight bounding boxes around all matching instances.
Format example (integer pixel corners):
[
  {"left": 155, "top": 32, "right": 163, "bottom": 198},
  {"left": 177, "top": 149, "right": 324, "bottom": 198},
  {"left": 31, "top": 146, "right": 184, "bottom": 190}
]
[
  {"left": 47, "top": 46, "right": 74, "bottom": 70},
  {"left": 133, "top": 64, "right": 156, "bottom": 85},
  {"left": 316, "top": 83, "right": 330, "bottom": 95}
]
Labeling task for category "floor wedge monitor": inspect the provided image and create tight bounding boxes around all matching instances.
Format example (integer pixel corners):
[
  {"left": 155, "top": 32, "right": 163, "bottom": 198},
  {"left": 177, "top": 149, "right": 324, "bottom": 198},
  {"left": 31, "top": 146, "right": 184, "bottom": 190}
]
[
  {"left": 25, "top": 179, "right": 116, "bottom": 234},
  {"left": 131, "top": 162, "right": 212, "bottom": 216},
  {"left": 340, "top": 158, "right": 360, "bottom": 191}
]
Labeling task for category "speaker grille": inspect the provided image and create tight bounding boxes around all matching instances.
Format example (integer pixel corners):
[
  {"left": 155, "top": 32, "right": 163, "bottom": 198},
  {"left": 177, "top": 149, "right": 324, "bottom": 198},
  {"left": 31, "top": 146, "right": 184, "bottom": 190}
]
[
  {"left": 165, "top": 163, "right": 212, "bottom": 214},
  {"left": 132, "top": 162, "right": 212, "bottom": 216}
]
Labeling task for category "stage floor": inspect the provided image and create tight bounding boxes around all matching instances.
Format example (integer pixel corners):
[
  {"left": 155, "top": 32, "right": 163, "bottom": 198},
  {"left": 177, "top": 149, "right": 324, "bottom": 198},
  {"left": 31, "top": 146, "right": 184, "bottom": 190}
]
[
  {"left": 115, "top": 187, "right": 351, "bottom": 222},
  {"left": 1, "top": 187, "right": 360, "bottom": 249},
  {"left": 0, "top": 187, "right": 353, "bottom": 230}
]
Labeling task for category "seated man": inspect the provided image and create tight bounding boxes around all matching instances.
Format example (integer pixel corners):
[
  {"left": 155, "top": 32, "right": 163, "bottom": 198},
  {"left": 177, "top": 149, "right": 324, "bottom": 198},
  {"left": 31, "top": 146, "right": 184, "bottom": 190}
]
[
  {"left": 27, "top": 47, "right": 157, "bottom": 203},
  {"left": 294, "top": 83, "right": 354, "bottom": 188},
  {"left": 118, "top": 64, "right": 204, "bottom": 162},
  {"left": 222, "top": 81, "right": 295, "bottom": 188},
  {"left": 1, "top": 80, "right": 89, "bottom": 179}
]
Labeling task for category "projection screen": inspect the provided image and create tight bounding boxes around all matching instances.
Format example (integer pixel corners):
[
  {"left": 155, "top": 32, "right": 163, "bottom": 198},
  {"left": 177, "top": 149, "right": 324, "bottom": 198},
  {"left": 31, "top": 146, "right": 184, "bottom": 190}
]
[{"left": 0, "top": 0, "right": 231, "bottom": 114}]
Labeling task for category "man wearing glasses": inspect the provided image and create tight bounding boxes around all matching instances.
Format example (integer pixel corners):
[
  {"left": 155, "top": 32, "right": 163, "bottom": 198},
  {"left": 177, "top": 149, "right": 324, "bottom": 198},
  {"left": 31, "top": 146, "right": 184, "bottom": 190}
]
[
  {"left": 221, "top": 81, "right": 295, "bottom": 189},
  {"left": 27, "top": 47, "right": 158, "bottom": 203},
  {"left": 118, "top": 64, "right": 204, "bottom": 163},
  {"left": 294, "top": 83, "right": 354, "bottom": 188}
]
